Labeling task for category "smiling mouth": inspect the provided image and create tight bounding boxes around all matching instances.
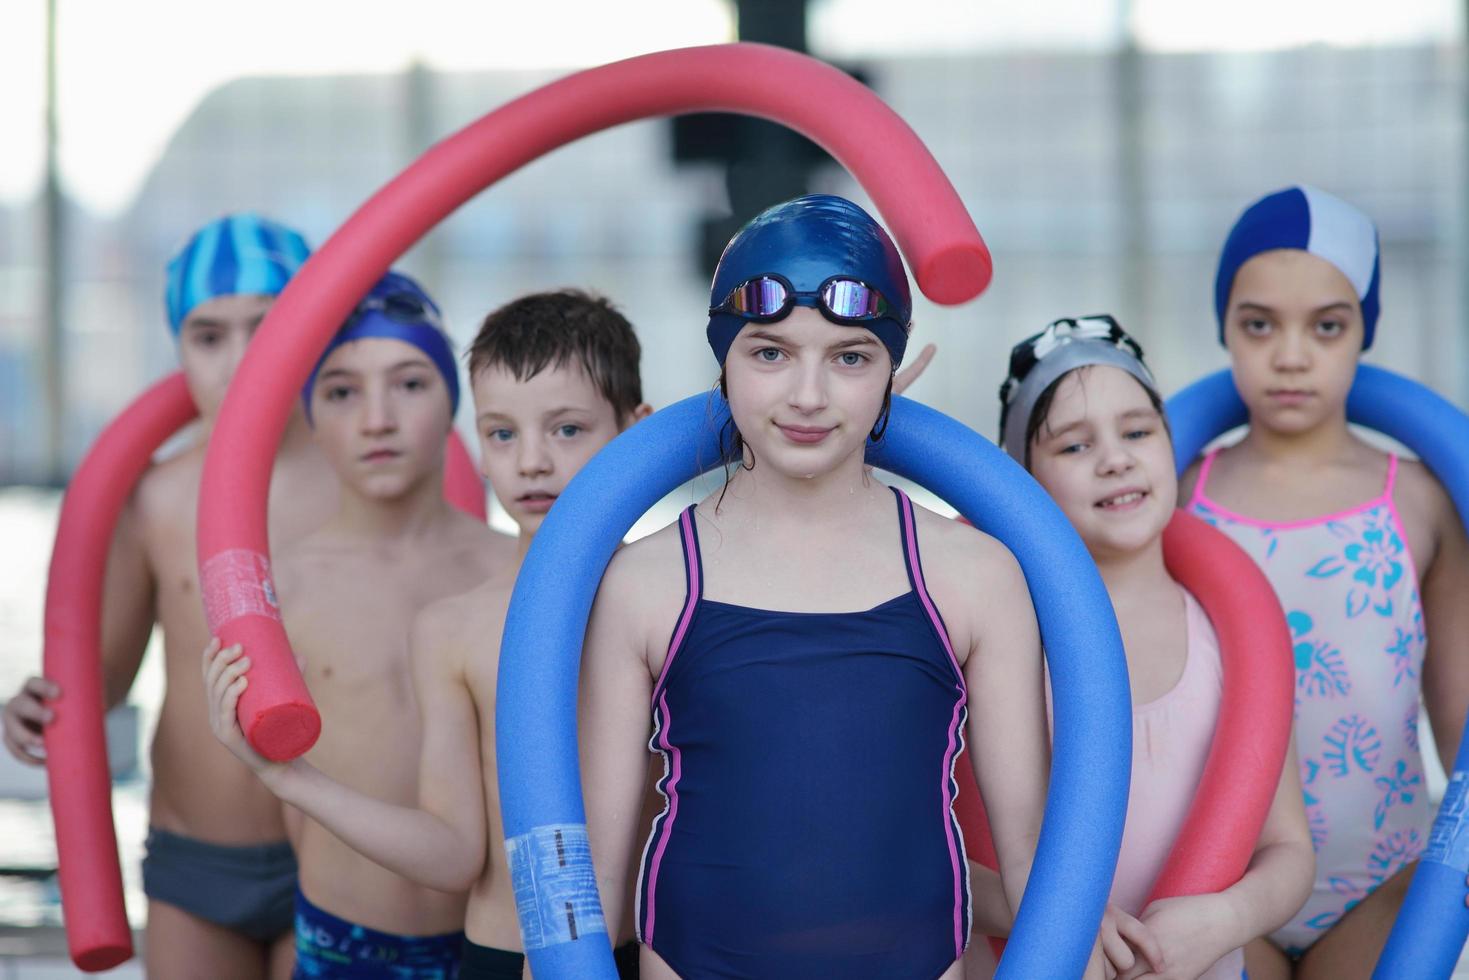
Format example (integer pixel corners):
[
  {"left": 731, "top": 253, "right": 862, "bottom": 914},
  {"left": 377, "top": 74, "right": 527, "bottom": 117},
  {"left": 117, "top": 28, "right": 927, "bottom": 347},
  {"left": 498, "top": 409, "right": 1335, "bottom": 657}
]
[
  {"left": 776, "top": 423, "right": 835, "bottom": 444},
  {"left": 1096, "top": 490, "right": 1147, "bottom": 510}
]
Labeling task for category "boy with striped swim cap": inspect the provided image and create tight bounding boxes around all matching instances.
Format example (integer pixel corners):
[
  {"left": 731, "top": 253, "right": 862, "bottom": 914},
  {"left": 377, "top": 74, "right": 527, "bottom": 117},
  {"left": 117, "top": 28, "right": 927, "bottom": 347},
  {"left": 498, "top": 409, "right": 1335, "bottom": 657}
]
[{"left": 4, "top": 213, "right": 339, "bottom": 977}]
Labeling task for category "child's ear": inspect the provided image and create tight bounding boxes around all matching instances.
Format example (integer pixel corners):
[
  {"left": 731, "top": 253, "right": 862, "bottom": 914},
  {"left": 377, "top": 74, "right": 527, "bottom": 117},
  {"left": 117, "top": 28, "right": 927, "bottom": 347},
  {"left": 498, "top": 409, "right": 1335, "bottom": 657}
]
[{"left": 622, "top": 403, "right": 654, "bottom": 429}]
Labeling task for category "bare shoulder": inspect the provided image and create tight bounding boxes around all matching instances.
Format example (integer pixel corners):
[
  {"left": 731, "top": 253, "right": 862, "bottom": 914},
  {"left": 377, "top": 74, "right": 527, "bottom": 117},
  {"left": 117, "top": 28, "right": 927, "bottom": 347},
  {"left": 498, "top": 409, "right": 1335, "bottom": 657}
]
[
  {"left": 602, "top": 520, "right": 686, "bottom": 600},
  {"left": 132, "top": 443, "right": 204, "bottom": 532},
  {"left": 412, "top": 575, "right": 513, "bottom": 675},
  {"left": 1395, "top": 456, "right": 1455, "bottom": 519},
  {"left": 441, "top": 510, "right": 519, "bottom": 580},
  {"left": 908, "top": 502, "right": 1025, "bottom": 591},
  {"left": 1395, "top": 456, "right": 1462, "bottom": 547},
  {"left": 595, "top": 519, "right": 689, "bottom": 648}
]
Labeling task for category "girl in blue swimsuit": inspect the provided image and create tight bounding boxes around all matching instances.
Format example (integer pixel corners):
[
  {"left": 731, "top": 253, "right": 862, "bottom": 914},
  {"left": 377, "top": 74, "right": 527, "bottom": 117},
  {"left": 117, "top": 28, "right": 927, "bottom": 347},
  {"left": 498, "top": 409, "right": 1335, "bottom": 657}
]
[{"left": 581, "top": 195, "right": 1051, "bottom": 980}]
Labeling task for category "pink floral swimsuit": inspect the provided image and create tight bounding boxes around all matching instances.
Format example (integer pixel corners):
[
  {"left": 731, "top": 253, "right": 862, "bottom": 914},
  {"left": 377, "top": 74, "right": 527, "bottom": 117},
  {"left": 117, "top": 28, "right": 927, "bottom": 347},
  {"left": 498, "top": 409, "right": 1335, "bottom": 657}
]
[{"left": 1189, "top": 451, "right": 1429, "bottom": 957}]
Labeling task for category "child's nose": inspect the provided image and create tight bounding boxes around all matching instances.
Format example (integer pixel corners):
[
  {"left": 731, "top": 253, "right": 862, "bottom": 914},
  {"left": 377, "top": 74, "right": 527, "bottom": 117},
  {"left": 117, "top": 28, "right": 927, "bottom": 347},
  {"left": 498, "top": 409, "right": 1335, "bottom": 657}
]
[{"left": 518, "top": 435, "right": 553, "bottom": 476}]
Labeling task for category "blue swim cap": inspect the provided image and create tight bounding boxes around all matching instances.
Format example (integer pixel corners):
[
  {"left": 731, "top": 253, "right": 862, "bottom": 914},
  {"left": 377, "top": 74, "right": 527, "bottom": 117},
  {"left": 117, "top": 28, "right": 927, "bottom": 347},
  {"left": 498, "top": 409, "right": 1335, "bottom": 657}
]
[
  {"left": 302, "top": 271, "right": 460, "bottom": 424},
  {"left": 707, "top": 194, "right": 912, "bottom": 367},
  {"left": 164, "top": 213, "right": 311, "bottom": 335},
  {"left": 1215, "top": 186, "right": 1381, "bottom": 349}
]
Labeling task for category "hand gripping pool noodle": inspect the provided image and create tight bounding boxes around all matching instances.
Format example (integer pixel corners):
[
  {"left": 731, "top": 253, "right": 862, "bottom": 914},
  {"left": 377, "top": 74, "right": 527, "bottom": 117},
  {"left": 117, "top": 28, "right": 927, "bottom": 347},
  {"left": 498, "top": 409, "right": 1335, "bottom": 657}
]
[
  {"left": 42, "top": 373, "right": 482, "bottom": 968},
  {"left": 43, "top": 373, "right": 195, "bottom": 970},
  {"left": 495, "top": 394, "right": 1132, "bottom": 980},
  {"left": 1167, "top": 365, "right": 1469, "bottom": 979},
  {"left": 196, "top": 41, "right": 990, "bottom": 762},
  {"left": 954, "top": 511, "right": 1295, "bottom": 949}
]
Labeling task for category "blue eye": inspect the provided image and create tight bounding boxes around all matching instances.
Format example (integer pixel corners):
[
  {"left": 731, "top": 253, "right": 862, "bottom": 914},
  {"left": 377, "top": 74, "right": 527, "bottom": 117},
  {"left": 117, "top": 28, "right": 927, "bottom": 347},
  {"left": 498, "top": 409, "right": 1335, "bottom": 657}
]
[
  {"left": 555, "top": 424, "right": 582, "bottom": 438},
  {"left": 755, "top": 347, "right": 784, "bottom": 362},
  {"left": 837, "top": 351, "right": 867, "bottom": 366},
  {"left": 487, "top": 428, "right": 514, "bottom": 443}
]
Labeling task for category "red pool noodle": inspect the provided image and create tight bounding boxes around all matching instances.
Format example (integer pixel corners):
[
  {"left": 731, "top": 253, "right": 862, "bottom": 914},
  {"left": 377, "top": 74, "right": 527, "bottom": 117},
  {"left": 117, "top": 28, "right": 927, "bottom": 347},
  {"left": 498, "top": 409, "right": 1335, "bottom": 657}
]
[
  {"left": 443, "top": 429, "right": 487, "bottom": 521},
  {"left": 41, "top": 371, "right": 482, "bottom": 969},
  {"left": 957, "top": 511, "right": 1293, "bottom": 940},
  {"left": 196, "top": 41, "right": 993, "bottom": 762},
  {"left": 43, "top": 373, "right": 193, "bottom": 970}
]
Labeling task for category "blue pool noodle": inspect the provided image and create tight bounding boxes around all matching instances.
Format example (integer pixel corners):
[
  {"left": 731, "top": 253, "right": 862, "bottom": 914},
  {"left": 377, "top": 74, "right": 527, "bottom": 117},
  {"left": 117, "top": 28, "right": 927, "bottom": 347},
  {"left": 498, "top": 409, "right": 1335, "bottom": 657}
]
[
  {"left": 496, "top": 393, "right": 1133, "bottom": 979},
  {"left": 1167, "top": 365, "right": 1469, "bottom": 979}
]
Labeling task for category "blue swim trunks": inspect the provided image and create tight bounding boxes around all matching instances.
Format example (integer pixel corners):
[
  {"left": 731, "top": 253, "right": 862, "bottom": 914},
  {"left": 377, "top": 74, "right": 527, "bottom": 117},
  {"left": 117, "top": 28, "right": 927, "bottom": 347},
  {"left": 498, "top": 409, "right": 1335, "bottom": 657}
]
[{"left": 294, "top": 887, "right": 464, "bottom": 979}]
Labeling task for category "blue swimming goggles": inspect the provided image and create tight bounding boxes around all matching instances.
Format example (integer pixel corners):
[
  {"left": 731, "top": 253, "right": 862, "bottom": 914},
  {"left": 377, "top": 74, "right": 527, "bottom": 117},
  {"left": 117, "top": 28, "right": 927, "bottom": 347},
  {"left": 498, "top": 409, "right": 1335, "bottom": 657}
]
[{"left": 708, "top": 274, "right": 894, "bottom": 326}]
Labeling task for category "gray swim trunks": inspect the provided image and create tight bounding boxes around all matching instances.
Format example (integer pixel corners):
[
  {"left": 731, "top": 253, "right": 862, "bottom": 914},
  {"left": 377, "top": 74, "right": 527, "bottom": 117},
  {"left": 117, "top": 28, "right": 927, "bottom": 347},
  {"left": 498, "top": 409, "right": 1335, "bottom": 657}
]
[{"left": 142, "top": 826, "right": 297, "bottom": 942}]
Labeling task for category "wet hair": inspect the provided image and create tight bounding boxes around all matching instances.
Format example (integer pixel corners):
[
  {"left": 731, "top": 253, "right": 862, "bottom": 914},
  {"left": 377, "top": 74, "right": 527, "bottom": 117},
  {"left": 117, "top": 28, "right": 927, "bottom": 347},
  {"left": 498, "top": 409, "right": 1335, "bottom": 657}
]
[
  {"left": 466, "top": 289, "right": 642, "bottom": 420},
  {"left": 1022, "top": 365, "right": 1170, "bottom": 470}
]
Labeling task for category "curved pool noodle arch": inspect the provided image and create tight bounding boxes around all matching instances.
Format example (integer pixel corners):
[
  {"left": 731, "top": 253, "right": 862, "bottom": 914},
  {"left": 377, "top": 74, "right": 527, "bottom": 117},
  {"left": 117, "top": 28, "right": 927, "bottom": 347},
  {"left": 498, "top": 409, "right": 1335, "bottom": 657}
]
[
  {"left": 1167, "top": 365, "right": 1469, "bottom": 979},
  {"left": 955, "top": 510, "right": 1294, "bottom": 948},
  {"left": 495, "top": 393, "right": 1132, "bottom": 979},
  {"left": 41, "top": 373, "right": 483, "bottom": 969},
  {"left": 195, "top": 41, "right": 992, "bottom": 763}
]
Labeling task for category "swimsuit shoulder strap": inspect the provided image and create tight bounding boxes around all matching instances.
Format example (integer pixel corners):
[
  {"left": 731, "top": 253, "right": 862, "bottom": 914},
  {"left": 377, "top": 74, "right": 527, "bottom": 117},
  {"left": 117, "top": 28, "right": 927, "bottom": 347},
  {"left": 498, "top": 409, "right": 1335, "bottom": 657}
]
[
  {"left": 1382, "top": 453, "right": 1400, "bottom": 499},
  {"left": 654, "top": 506, "right": 704, "bottom": 698},
  {"left": 891, "top": 486, "right": 964, "bottom": 684},
  {"left": 1188, "top": 448, "right": 1223, "bottom": 509}
]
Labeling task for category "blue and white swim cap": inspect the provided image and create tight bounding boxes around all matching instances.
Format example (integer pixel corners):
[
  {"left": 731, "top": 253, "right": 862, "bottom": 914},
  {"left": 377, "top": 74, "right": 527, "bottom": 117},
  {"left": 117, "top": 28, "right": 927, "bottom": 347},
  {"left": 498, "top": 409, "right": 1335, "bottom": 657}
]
[
  {"left": 1215, "top": 185, "right": 1381, "bottom": 349},
  {"left": 707, "top": 194, "right": 912, "bottom": 368},
  {"left": 302, "top": 271, "right": 460, "bottom": 424},
  {"left": 164, "top": 213, "right": 311, "bottom": 335}
]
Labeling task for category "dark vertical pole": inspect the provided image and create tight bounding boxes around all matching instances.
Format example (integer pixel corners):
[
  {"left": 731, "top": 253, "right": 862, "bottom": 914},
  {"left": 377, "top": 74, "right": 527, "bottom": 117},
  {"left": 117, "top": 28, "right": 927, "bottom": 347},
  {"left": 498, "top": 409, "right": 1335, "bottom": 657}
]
[
  {"left": 1115, "top": 0, "right": 1145, "bottom": 327},
  {"left": 403, "top": 60, "right": 444, "bottom": 289},
  {"left": 727, "top": 0, "right": 812, "bottom": 216},
  {"left": 41, "top": 0, "right": 65, "bottom": 483}
]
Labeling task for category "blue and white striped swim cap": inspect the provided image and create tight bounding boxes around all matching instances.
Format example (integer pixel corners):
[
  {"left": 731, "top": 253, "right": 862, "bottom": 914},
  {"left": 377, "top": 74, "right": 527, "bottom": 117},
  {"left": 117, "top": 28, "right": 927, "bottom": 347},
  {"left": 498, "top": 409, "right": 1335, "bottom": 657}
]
[
  {"left": 164, "top": 214, "right": 311, "bottom": 335},
  {"left": 1215, "top": 186, "right": 1381, "bottom": 349}
]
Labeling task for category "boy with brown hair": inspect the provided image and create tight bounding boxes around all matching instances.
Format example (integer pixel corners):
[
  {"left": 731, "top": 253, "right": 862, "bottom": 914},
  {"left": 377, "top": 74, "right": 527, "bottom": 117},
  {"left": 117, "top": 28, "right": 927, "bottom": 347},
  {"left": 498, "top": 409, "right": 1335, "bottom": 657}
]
[{"left": 206, "top": 289, "right": 651, "bottom": 979}]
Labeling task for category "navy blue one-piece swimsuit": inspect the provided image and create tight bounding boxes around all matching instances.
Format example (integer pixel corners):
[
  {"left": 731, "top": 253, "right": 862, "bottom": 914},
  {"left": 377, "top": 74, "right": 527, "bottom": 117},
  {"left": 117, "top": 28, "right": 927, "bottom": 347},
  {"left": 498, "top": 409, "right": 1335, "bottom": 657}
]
[{"left": 635, "top": 487, "right": 971, "bottom": 979}]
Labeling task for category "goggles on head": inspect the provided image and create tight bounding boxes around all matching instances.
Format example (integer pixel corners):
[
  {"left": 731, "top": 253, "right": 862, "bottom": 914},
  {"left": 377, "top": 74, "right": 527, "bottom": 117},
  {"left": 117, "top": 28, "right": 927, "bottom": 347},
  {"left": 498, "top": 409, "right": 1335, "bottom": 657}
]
[
  {"left": 708, "top": 274, "right": 896, "bottom": 327},
  {"left": 999, "top": 315, "right": 1144, "bottom": 407}
]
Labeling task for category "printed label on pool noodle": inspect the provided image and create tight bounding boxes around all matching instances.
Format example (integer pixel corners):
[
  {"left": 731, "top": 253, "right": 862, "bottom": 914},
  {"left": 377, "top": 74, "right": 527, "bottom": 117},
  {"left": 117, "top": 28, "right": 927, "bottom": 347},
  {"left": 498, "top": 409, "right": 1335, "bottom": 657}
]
[
  {"left": 200, "top": 549, "right": 282, "bottom": 631},
  {"left": 1423, "top": 771, "right": 1469, "bottom": 871},
  {"left": 507, "top": 823, "right": 607, "bottom": 950}
]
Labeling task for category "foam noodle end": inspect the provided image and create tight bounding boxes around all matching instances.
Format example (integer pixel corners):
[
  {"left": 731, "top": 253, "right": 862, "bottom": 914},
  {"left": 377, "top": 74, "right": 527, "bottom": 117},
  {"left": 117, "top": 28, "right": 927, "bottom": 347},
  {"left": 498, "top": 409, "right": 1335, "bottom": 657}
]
[
  {"left": 246, "top": 703, "right": 322, "bottom": 762},
  {"left": 915, "top": 244, "right": 993, "bottom": 306},
  {"left": 75, "top": 943, "right": 132, "bottom": 972}
]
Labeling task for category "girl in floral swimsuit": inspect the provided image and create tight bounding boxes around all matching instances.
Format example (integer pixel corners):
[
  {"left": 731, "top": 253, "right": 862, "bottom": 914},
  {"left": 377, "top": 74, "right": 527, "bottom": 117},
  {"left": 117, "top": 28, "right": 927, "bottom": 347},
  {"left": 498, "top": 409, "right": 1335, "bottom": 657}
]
[{"left": 1183, "top": 185, "right": 1469, "bottom": 980}]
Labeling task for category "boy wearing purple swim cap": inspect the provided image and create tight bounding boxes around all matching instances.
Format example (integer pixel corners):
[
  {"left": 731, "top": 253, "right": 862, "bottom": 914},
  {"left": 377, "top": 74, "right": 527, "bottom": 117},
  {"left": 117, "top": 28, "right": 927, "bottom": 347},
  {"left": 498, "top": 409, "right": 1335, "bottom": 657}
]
[
  {"left": 1182, "top": 187, "right": 1469, "bottom": 980},
  {"left": 203, "top": 270, "right": 520, "bottom": 976},
  {"left": 3, "top": 213, "right": 338, "bottom": 978},
  {"left": 205, "top": 288, "right": 653, "bottom": 979}
]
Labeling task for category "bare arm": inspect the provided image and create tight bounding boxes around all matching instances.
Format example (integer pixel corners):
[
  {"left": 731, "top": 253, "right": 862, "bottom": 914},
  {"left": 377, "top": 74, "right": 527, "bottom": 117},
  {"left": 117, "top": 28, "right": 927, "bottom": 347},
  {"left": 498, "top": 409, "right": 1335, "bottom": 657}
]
[
  {"left": 965, "top": 546, "right": 1049, "bottom": 919},
  {"left": 1422, "top": 491, "right": 1469, "bottom": 772},
  {"left": 98, "top": 497, "right": 156, "bottom": 709},
  {"left": 580, "top": 557, "right": 657, "bottom": 941},
  {"left": 203, "top": 608, "right": 487, "bottom": 893}
]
